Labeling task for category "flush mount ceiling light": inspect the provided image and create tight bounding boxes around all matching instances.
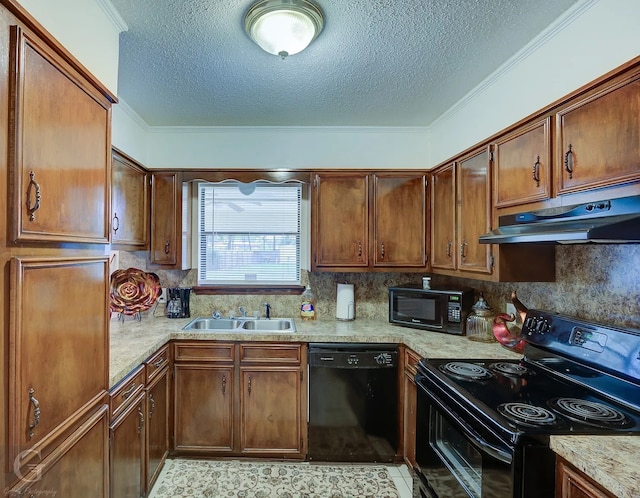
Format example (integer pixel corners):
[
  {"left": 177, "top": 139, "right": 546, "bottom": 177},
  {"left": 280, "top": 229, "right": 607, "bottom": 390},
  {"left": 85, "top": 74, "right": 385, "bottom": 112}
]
[{"left": 244, "top": 0, "right": 324, "bottom": 59}]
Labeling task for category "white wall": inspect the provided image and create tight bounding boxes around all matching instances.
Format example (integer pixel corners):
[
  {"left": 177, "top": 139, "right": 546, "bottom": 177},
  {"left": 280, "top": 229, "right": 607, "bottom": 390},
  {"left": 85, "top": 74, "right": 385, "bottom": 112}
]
[
  {"left": 17, "top": 0, "right": 124, "bottom": 94},
  {"left": 143, "top": 126, "right": 430, "bottom": 170},
  {"left": 428, "top": 0, "right": 640, "bottom": 166}
]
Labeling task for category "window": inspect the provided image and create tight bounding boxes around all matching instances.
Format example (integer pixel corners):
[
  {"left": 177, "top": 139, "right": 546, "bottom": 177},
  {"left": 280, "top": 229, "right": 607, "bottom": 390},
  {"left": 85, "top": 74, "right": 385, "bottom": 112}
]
[{"left": 197, "top": 181, "right": 302, "bottom": 286}]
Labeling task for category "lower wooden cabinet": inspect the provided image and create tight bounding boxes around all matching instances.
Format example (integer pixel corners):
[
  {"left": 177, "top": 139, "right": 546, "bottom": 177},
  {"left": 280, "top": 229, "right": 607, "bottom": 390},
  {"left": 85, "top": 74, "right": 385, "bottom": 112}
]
[
  {"left": 556, "top": 457, "right": 615, "bottom": 498},
  {"left": 174, "top": 363, "right": 235, "bottom": 453},
  {"left": 173, "top": 341, "right": 307, "bottom": 459},
  {"left": 110, "top": 390, "right": 146, "bottom": 498},
  {"left": 146, "top": 366, "right": 170, "bottom": 490},
  {"left": 401, "top": 347, "right": 420, "bottom": 467},
  {"left": 7, "top": 404, "right": 109, "bottom": 497}
]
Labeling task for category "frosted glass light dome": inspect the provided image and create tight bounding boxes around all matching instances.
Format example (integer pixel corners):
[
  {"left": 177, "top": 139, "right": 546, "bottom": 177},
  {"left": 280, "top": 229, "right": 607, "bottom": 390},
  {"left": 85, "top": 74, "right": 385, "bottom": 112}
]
[{"left": 245, "top": 0, "right": 324, "bottom": 59}]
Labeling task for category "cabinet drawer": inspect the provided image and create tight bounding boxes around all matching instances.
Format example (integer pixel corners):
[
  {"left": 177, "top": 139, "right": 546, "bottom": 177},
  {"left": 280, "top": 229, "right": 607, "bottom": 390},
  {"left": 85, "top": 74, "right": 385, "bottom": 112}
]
[
  {"left": 239, "top": 343, "right": 303, "bottom": 365},
  {"left": 174, "top": 342, "right": 235, "bottom": 362},
  {"left": 145, "top": 344, "right": 170, "bottom": 383},
  {"left": 109, "top": 365, "right": 145, "bottom": 420},
  {"left": 404, "top": 348, "right": 421, "bottom": 377}
]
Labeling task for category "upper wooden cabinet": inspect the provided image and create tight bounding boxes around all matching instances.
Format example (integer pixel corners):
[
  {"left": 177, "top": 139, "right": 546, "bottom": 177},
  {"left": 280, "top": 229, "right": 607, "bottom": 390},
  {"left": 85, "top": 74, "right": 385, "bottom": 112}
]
[
  {"left": 493, "top": 117, "right": 551, "bottom": 208},
  {"left": 8, "top": 25, "right": 113, "bottom": 244},
  {"left": 556, "top": 68, "right": 640, "bottom": 195},
  {"left": 312, "top": 172, "right": 428, "bottom": 271},
  {"left": 431, "top": 148, "right": 492, "bottom": 276},
  {"left": 150, "top": 172, "right": 182, "bottom": 266},
  {"left": 430, "top": 163, "right": 457, "bottom": 270},
  {"left": 312, "top": 173, "right": 369, "bottom": 269},
  {"left": 373, "top": 174, "right": 428, "bottom": 268},
  {"left": 111, "top": 149, "right": 149, "bottom": 249}
]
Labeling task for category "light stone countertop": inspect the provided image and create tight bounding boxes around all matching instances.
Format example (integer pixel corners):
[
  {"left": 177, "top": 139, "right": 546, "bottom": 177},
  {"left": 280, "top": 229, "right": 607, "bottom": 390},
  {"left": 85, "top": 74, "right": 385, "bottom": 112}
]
[
  {"left": 109, "top": 315, "right": 638, "bottom": 498},
  {"left": 109, "top": 315, "right": 522, "bottom": 388},
  {"left": 550, "top": 436, "right": 640, "bottom": 498}
]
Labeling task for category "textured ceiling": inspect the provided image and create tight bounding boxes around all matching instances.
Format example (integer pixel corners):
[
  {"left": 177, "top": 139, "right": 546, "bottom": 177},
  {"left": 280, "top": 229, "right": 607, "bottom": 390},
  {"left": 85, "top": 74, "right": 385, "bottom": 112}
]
[{"left": 110, "top": 0, "right": 581, "bottom": 127}]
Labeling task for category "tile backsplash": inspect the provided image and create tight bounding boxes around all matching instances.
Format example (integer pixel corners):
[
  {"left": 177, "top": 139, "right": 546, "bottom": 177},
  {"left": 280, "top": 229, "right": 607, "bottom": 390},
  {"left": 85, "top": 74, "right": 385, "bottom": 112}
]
[{"left": 118, "top": 244, "right": 640, "bottom": 330}]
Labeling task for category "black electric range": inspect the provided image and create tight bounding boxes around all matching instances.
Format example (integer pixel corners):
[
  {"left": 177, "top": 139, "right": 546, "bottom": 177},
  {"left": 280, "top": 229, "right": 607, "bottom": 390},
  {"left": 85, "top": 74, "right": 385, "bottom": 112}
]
[{"left": 414, "top": 310, "right": 640, "bottom": 498}]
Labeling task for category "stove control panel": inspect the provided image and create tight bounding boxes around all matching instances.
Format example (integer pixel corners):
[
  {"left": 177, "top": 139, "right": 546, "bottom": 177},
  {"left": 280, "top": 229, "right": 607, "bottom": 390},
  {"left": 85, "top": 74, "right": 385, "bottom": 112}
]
[{"left": 569, "top": 327, "right": 607, "bottom": 352}]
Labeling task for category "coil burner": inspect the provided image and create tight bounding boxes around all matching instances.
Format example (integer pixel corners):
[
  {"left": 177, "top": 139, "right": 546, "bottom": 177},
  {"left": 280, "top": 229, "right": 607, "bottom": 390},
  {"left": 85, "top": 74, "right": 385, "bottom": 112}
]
[
  {"left": 548, "top": 398, "right": 634, "bottom": 429},
  {"left": 439, "top": 361, "right": 493, "bottom": 381},
  {"left": 489, "top": 362, "right": 530, "bottom": 377},
  {"left": 498, "top": 402, "right": 559, "bottom": 427}
]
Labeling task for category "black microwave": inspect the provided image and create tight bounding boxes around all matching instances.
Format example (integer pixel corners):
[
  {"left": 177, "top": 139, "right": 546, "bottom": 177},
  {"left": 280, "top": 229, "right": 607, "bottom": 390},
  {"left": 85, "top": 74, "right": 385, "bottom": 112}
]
[{"left": 388, "top": 286, "right": 474, "bottom": 335}]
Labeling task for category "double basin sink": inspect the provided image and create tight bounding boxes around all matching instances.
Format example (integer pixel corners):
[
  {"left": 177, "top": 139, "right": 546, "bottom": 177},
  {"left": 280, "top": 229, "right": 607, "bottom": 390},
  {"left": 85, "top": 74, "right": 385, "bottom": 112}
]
[{"left": 183, "top": 317, "right": 296, "bottom": 333}]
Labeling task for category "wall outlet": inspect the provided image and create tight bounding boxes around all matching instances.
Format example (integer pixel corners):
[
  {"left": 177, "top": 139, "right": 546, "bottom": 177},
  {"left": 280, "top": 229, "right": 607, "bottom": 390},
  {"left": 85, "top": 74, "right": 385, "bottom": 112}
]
[
  {"left": 506, "top": 303, "right": 517, "bottom": 316},
  {"left": 158, "top": 288, "right": 167, "bottom": 304}
]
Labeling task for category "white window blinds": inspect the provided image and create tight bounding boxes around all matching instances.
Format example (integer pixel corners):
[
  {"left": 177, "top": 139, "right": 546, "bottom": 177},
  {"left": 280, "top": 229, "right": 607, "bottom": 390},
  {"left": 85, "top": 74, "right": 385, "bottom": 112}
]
[{"left": 198, "top": 181, "right": 302, "bottom": 285}]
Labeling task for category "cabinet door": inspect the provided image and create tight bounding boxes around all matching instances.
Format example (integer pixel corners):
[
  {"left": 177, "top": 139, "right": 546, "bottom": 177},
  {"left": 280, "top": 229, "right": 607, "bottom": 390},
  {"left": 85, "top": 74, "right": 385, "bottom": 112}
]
[
  {"left": 402, "top": 348, "right": 420, "bottom": 468},
  {"left": 110, "top": 392, "right": 146, "bottom": 498},
  {"left": 112, "top": 149, "right": 149, "bottom": 248},
  {"left": 240, "top": 367, "right": 305, "bottom": 457},
  {"left": 173, "top": 364, "right": 234, "bottom": 453},
  {"left": 150, "top": 172, "right": 181, "bottom": 265},
  {"left": 312, "top": 173, "right": 369, "bottom": 269},
  {"left": 146, "top": 368, "right": 169, "bottom": 490},
  {"left": 458, "top": 148, "right": 492, "bottom": 275},
  {"left": 9, "top": 257, "right": 109, "bottom": 471},
  {"left": 373, "top": 174, "right": 427, "bottom": 267},
  {"left": 7, "top": 405, "right": 109, "bottom": 498},
  {"left": 431, "top": 164, "right": 457, "bottom": 270},
  {"left": 556, "top": 72, "right": 640, "bottom": 195},
  {"left": 493, "top": 118, "right": 551, "bottom": 207},
  {"left": 9, "top": 26, "right": 111, "bottom": 243},
  {"left": 556, "top": 458, "right": 615, "bottom": 498}
]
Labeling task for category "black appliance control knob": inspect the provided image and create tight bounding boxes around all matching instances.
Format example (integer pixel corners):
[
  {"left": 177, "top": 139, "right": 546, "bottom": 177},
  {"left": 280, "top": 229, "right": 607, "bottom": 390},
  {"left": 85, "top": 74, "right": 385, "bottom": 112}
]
[{"left": 375, "top": 353, "right": 392, "bottom": 365}]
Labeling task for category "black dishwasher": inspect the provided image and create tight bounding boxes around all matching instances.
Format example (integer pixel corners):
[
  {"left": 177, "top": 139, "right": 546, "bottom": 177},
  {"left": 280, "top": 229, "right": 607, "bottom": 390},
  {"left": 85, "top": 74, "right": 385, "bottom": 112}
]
[{"left": 307, "top": 343, "right": 398, "bottom": 463}]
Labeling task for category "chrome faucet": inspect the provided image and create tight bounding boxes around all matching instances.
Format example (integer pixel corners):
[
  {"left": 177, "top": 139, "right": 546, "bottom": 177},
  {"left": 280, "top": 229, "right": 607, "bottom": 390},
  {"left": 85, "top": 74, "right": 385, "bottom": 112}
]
[
  {"left": 263, "top": 302, "right": 271, "bottom": 319},
  {"left": 238, "top": 306, "right": 247, "bottom": 318}
]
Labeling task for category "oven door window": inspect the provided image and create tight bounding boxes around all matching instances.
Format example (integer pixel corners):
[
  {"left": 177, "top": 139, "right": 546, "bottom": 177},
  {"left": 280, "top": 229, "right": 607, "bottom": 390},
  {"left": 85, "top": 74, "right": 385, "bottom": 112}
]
[{"left": 430, "top": 408, "right": 482, "bottom": 497}]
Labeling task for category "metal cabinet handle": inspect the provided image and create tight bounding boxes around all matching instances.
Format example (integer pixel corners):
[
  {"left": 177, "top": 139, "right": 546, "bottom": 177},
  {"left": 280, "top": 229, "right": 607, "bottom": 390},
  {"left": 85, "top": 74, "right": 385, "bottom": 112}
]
[
  {"left": 26, "top": 171, "right": 41, "bottom": 222},
  {"left": 564, "top": 144, "right": 574, "bottom": 179},
  {"left": 28, "top": 388, "right": 40, "bottom": 439},
  {"left": 446, "top": 241, "right": 452, "bottom": 258},
  {"left": 164, "top": 240, "right": 170, "bottom": 255},
  {"left": 222, "top": 374, "right": 227, "bottom": 395},
  {"left": 460, "top": 240, "right": 468, "bottom": 259},
  {"left": 121, "top": 382, "right": 137, "bottom": 399},
  {"left": 357, "top": 241, "right": 362, "bottom": 258},
  {"left": 247, "top": 375, "right": 252, "bottom": 395},
  {"left": 380, "top": 241, "right": 385, "bottom": 260},
  {"left": 152, "top": 357, "right": 166, "bottom": 368},
  {"left": 137, "top": 405, "right": 144, "bottom": 434},
  {"left": 112, "top": 213, "right": 120, "bottom": 233},
  {"left": 532, "top": 156, "right": 541, "bottom": 187},
  {"left": 149, "top": 394, "right": 155, "bottom": 419}
]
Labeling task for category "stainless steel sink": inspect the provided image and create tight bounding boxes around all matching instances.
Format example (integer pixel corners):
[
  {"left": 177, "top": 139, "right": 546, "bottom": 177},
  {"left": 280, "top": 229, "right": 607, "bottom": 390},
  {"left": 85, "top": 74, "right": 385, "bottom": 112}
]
[
  {"left": 182, "top": 318, "right": 245, "bottom": 330},
  {"left": 182, "top": 317, "right": 296, "bottom": 333},
  {"left": 241, "top": 319, "right": 294, "bottom": 331}
]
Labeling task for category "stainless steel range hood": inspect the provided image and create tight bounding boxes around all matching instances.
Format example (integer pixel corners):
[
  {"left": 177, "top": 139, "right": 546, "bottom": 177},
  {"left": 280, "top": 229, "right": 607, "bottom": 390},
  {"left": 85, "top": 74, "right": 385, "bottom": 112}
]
[{"left": 479, "top": 195, "right": 640, "bottom": 244}]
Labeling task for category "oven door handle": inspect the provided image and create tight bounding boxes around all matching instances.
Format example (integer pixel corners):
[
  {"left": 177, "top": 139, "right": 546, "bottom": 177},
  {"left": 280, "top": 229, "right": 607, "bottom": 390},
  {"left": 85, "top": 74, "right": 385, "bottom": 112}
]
[{"left": 417, "top": 379, "right": 513, "bottom": 465}]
